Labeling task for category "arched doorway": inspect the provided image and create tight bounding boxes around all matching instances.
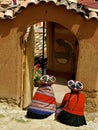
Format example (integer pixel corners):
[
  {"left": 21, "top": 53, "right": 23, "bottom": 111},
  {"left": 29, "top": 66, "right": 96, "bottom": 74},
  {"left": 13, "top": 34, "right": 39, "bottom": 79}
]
[
  {"left": 0, "top": 2, "right": 85, "bottom": 109},
  {"left": 22, "top": 21, "right": 79, "bottom": 109},
  {"left": 17, "top": 1, "right": 82, "bottom": 108}
]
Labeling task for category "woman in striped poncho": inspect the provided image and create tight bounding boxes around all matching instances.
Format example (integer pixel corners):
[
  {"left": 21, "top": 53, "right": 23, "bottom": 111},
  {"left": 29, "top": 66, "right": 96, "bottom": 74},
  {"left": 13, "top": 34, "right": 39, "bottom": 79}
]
[{"left": 26, "top": 75, "right": 57, "bottom": 119}]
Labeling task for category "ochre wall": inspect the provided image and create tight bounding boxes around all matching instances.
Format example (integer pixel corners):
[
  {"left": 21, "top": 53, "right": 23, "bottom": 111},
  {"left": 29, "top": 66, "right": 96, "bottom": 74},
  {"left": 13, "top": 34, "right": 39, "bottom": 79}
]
[
  {"left": 0, "top": 2, "right": 98, "bottom": 111},
  {"left": 0, "top": 25, "right": 22, "bottom": 104},
  {"left": 76, "top": 27, "right": 98, "bottom": 112}
]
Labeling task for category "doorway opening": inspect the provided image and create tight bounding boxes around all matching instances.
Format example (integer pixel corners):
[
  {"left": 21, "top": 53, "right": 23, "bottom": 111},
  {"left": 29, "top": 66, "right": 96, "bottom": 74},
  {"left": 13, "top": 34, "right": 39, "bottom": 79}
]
[
  {"left": 22, "top": 21, "right": 79, "bottom": 108},
  {"left": 32, "top": 22, "right": 79, "bottom": 86}
]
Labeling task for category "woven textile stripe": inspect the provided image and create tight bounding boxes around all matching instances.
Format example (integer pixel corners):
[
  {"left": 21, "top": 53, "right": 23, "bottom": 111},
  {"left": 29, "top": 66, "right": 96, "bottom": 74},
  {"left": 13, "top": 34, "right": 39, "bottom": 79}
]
[{"left": 28, "top": 85, "right": 57, "bottom": 115}]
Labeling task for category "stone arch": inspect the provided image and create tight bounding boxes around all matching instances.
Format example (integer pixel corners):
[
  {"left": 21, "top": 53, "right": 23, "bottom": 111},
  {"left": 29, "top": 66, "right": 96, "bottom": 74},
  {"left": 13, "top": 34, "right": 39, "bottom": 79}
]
[
  {"left": 0, "top": 2, "right": 82, "bottom": 108},
  {"left": 0, "top": 2, "right": 84, "bottom": 34},
  {"left": 15, "top": 2, "right": 81, "bottom": 108}
]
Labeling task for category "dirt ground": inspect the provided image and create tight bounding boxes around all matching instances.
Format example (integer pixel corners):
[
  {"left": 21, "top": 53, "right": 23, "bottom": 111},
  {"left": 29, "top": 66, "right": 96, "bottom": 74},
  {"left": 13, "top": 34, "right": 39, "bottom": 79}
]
[{"left": 0, "top": 84, "right": 98, "bottom": 130}]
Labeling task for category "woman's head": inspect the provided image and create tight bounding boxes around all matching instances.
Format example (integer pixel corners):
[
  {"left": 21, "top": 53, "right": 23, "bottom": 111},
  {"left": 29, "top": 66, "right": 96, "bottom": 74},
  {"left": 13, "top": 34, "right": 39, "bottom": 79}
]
[
  {"left": 67, "top": 80, "right": 83, "bottom": 92},
  {"left": 40, "top": 75, "right": 56, "bottom": 85}
]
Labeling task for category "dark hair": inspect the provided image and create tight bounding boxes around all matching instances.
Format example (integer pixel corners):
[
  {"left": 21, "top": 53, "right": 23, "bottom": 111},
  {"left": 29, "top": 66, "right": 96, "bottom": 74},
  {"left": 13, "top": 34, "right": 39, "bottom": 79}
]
[
  {"left": 71, "top": 90, "right": 79, "bottom": 94},
  {"left": 66, "top": 92, "right": 79, "bottom": 110}
]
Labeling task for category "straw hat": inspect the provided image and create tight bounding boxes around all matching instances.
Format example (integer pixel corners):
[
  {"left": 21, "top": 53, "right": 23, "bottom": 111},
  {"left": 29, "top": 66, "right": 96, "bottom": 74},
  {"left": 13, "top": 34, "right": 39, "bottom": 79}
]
[
  {"left": 40, "top": 75, "right": 56, "bottom": 85},
  {"left": 67, "top": 80, "right": 83, "bottom": 91}
]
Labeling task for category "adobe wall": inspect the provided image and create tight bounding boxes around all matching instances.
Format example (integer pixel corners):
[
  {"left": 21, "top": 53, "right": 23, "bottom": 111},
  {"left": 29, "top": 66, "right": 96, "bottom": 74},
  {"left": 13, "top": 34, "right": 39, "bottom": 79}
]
[
  {"left": 76, "top": 26, "right": 98, "bottom": 112},
  {"left": 0, "top": 23, "right": 23, "bottom": 104},
  {"left": 0, "top": 2, "right": 97, "bottom": 111}
]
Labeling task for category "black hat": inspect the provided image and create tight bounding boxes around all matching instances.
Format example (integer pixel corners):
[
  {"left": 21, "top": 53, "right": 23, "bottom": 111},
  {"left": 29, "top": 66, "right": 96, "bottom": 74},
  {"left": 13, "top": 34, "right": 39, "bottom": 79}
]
[
  {"left": 40, "top": 75, "right": 56, "bottom": 85},
  {"left": 67, "top": 80, "right": 83, "bottom": 91}
]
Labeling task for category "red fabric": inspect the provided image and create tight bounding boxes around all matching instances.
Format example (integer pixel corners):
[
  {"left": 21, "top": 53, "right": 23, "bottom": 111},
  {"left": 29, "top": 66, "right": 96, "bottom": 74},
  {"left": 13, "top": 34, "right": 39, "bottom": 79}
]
[
  {"left": 28, "top": 85, "right": 57, "bottom": 114},
  {"left": 78, "top": 0, "right": 98, "bottom": 9},
  {"left": 61, "top": 93, "right": 85, "bottom": 116},
  {"left": 13, "top": 0, "right": 17, "bottom": 5},
  {"left": 33, "top": 92, "right": 56, "bottom": 105},
  {"left": 34, "top": 64, "right": 40, "bottom": 70}
]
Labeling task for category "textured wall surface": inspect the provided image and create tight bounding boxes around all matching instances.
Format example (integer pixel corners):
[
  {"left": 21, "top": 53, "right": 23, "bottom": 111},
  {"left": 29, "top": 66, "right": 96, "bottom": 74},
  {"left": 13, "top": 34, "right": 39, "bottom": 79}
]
[{"left": 0, "top": 2, "right": 98, "bottom": 111}]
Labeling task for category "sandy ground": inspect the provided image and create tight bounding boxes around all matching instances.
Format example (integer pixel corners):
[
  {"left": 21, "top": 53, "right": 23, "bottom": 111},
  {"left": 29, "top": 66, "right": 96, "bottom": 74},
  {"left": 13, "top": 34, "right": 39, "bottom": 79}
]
[{"left": 0, "top": 84, "right": 98, "bottom": 130}]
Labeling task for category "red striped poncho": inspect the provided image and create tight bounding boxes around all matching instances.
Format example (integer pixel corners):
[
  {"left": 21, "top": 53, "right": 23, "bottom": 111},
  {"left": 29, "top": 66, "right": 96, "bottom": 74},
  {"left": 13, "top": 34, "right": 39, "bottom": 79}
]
[{"left": 28, "top": 84, "right": 57, "bottom": 115}]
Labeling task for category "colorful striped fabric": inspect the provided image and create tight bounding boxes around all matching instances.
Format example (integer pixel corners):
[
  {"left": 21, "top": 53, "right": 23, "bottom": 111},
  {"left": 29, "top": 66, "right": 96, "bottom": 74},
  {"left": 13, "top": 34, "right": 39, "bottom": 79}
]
[{"left": 28, "top": 84, "right": 57, "bottom": 115}]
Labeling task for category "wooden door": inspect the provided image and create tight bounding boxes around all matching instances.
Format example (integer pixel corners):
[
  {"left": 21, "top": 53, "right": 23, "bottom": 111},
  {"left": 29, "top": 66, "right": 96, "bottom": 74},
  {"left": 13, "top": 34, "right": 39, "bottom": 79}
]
[{"left": 21, "top": 26, "right": 35, "bottom": 109}]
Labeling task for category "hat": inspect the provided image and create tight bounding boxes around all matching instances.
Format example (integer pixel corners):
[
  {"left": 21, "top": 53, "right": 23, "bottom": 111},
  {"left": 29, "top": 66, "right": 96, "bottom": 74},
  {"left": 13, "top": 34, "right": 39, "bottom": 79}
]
[
  {"left": 40, "top": 75, "right": 56, "bottom": 85},
  {"left": 67, "top": 80, "right": 83, "bottom": 91}
]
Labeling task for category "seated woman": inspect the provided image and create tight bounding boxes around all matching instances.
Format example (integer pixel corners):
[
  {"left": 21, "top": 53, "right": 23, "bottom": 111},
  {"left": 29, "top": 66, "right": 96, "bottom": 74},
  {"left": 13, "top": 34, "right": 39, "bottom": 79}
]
[
  {"left": 26, "top": 75, "right": 57, "bottom": 119},
  {"left": 55, "top": 80, "right": 87, "bottom": 127}
]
